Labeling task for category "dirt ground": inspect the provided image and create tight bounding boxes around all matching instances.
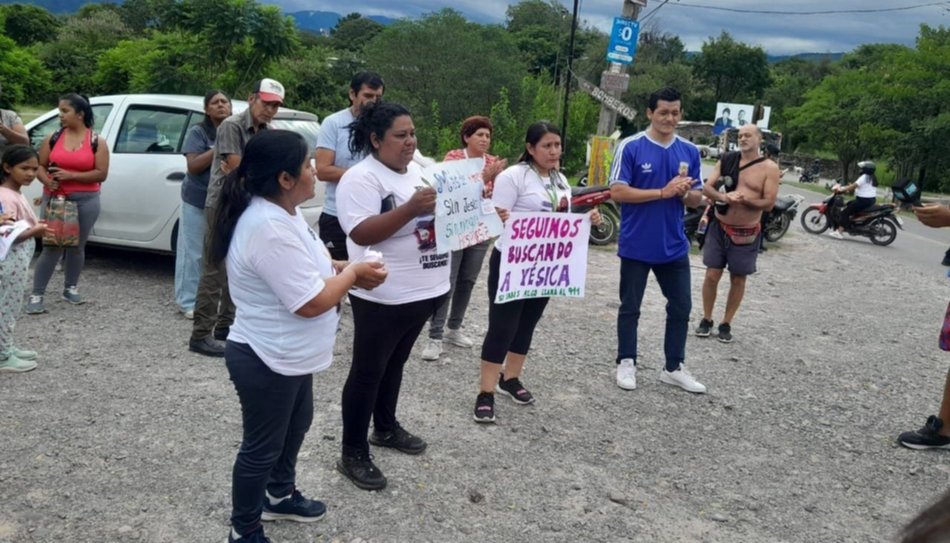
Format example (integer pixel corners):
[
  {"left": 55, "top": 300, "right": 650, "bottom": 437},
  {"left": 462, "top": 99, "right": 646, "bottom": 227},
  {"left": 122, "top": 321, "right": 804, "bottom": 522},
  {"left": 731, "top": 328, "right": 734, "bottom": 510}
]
[{"left": 2, "top": 226, "right": 949, "bottom": 543}]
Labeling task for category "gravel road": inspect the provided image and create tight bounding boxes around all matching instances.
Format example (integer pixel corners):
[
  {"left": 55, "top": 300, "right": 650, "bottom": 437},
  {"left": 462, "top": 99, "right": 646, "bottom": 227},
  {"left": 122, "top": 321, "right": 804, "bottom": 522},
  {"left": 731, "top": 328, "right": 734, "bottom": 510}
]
[{"left": 2, "top": 226, "right": 949, "bottom": 543}]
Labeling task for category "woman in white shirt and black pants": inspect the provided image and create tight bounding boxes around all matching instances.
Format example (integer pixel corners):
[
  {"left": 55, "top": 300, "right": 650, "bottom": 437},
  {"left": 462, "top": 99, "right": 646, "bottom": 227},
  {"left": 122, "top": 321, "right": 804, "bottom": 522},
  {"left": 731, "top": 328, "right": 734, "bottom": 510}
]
[
  {"left": 336, "top": 102, "right": 450, "bottom": 491},
  {"left": 473, "top": 121, "right": 600, "bottom": 423},
  {"left": 211, "top": 130, "right": 387, "bottom": 543},
  {"left": 830, "top": 160, "right": 878, "bottom": 239}
]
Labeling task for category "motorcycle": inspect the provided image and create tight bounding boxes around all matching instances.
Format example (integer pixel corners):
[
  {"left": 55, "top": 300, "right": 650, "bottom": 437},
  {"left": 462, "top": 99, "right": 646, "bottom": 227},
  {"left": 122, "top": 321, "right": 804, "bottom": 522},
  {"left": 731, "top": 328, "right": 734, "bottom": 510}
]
[
  {"left": 763, "top": 194, "right": 805, "bottom": 242},
  {"left": 799, "top": 189, "right": 903, "bottom": 246},
  {"left": 571, "top": 185, "right": 620, "bottom": 245},
  {"left": 684, "top": 200, "right": 708, "bottom": 244},
  {"left": 799, "top": 161, "right": 821, "bottom": 183}
]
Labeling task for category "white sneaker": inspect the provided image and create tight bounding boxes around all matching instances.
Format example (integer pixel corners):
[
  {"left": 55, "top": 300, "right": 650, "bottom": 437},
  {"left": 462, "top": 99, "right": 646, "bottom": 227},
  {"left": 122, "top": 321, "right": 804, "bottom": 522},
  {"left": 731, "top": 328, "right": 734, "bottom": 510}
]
[
  {"left": 444, "top": 328, "right": 474, "bottom": 348},
  {"left": 660, "top": 364, "right": 707, "bottom": 394},
  {"left": 827, "top": 230, "right": 843, "bottom": 240},
  {"left": 421, "top": 339, "right": 443, "bottom": 361},
  {"left": 616, "top": 358, "right": 637, "bottom": 390}
]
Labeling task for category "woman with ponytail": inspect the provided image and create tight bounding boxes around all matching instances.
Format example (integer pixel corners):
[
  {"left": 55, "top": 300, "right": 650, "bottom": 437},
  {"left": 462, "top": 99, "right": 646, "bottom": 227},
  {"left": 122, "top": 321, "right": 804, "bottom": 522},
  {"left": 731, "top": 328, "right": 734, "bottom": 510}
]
[
  {"left": 215, "top": 130, "right": 387, "bottom": 543},
  {"left": 335, "top": 101, "right": 450, "bottom": 491}
]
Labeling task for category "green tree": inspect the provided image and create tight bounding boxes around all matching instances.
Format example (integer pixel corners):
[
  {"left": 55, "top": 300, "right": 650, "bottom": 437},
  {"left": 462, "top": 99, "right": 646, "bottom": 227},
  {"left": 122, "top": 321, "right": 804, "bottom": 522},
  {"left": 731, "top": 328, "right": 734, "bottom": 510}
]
[
  {"left": 0, "top": 34, "right": 51, "bottom": 107},
  {"left": 35, "top": 10, "right": 132, "bottom": 99},
  {"left": 692, "top": 32, "right": 772, "bottom": 104},
  {"left": 95, "top": 32, "right": 209, "bottom": 94},
  {"left": 363, "top": 9, "right": 526, "bottom": 154},
  {"left": 762, "top": 56, "right": 836, "bottom": 146},
  {"left": 330, "top": 13, "right": 384, "bottom": 53},
  {"left": 0, "top": 4, "right": 61, "bottom": 47},
  {"left": 506, "top": 0, "right": 601, "bottom": 81}
]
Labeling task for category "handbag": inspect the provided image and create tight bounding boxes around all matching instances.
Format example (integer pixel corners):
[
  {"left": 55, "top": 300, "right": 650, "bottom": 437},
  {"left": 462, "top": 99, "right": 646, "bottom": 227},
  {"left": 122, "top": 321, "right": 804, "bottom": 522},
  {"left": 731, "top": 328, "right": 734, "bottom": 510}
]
[
  {"left": 940, "top": 301, "right": 950, "bottom": 352},
  {"left": 43, "top": 195, "right": 80, "bottom": 247}
]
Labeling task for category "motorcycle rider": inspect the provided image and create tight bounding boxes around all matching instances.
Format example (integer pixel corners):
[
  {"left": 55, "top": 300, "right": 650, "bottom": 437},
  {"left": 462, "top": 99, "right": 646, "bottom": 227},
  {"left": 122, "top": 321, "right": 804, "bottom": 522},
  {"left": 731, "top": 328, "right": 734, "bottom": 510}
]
[{"left": 828, "top": 160, "right": 877, "bottom": 240}]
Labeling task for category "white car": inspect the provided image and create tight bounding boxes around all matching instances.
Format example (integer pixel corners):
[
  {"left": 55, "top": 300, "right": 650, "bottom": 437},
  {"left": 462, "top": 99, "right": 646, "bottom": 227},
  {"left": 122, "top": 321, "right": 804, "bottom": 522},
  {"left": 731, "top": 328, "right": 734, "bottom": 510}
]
[{"left": 24, "top": 94, "right": 323, "bottom": 253}]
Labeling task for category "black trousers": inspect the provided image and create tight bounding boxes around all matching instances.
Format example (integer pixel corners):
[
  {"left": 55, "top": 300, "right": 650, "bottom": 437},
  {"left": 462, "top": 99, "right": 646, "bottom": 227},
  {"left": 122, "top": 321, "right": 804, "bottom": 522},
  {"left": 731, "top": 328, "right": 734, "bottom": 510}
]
[
  {"left": 226, "top": 341, "right": 313, "bottom": 535},
  {"left": 318, "top": 212, "right": 348, "bottom": 261},
  {"left": 480, "top": 248, "right": 550, "bottom": 364},
  {"left": 342, "top": 294, "right": 445, "bottom": 452}
]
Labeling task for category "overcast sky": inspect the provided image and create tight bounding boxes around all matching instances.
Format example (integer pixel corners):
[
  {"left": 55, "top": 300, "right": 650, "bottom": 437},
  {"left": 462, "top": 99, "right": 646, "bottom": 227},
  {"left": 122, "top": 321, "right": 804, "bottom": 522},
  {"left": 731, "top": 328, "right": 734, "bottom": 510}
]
[{"left": 279, "top": 0, "right": 950, "bottom": 55}]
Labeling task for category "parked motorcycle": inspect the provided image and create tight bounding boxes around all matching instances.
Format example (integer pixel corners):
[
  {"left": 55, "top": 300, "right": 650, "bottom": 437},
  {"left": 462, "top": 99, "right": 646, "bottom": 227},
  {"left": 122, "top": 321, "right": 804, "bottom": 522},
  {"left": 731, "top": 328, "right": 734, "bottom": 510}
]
[
  {"left": 763, "top": 194, "right": 805, "bottom": 242},
  {"left": 571, "top": 185, "right": 620, "bottom": 245},
  {"left": 684, "top": 200, "right": 708, "bottom": 244},
  {"left": 799, "top": 189, "right": 903, "bottom": 246}
]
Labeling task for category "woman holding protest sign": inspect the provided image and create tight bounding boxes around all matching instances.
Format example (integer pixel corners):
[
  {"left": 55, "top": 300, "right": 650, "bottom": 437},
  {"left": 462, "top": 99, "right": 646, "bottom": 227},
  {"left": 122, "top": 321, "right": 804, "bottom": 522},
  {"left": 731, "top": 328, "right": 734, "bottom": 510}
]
[
  {"left": 421, "top": 115, "right": 507, "bottom": 361},
  {"left": 473, "top": 121, "right": 601, "bottom": 423},
  {"left": 335, "top": 101, "right": 450, "bottom": 490}
]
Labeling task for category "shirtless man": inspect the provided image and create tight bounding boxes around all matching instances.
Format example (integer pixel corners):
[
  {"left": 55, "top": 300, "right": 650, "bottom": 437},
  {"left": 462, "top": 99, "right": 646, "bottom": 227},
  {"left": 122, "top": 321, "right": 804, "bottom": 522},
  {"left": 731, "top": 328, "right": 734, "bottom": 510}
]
[{"left": 696, "top": 125, "right": 779, "bottom": 343}]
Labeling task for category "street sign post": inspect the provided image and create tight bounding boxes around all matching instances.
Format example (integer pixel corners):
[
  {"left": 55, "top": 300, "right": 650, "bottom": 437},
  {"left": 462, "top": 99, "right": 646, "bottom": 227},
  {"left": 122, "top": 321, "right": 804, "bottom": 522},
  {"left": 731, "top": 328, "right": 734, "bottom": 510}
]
[
  {"left": 575, "top": 75, "right": 637, "bottom": 122},
  {"left": 606, "top": 17, "right": 640, "bottom": 65}
]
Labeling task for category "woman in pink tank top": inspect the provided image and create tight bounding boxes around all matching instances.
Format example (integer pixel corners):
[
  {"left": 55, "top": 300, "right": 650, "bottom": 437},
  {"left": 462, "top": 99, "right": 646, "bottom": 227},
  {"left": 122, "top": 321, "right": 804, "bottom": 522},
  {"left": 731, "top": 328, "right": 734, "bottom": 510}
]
[{"left": 25, "top": 93, "right": 110, "bottom": 315}]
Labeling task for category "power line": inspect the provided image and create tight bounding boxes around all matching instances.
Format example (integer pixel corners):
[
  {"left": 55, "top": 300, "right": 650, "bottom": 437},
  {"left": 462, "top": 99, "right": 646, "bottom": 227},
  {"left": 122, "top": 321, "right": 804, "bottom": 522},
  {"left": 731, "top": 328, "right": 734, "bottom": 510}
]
[
  {"left": 667, "top": 1, "right": 950, "bottom": 16},
  {"left": 640, "top": 0, "right": 672, "bottom": 22}
]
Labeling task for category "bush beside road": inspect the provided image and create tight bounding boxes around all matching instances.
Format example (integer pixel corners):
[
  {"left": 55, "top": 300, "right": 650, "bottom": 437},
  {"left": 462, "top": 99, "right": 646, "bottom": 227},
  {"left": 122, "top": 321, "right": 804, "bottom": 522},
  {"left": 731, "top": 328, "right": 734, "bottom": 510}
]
[{"left": 1, "top": 231, "right": 948, "bottom": 542}]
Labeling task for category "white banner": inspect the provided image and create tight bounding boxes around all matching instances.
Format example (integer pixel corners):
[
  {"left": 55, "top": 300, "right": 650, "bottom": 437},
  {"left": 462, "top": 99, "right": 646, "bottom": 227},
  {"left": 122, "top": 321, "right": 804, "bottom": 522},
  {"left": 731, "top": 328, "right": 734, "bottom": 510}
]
[
  {"left": 495, "top": 212, "right": 591, "bottom": 304},
  {"left": 425, "top": 158, "right": 504, "bottom": 253}
]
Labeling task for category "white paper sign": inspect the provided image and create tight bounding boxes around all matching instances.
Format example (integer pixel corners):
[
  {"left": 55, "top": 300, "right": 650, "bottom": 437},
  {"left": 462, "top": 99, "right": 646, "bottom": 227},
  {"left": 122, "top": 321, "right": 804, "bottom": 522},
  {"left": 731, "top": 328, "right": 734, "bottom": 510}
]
[
  {"left": 425, "top": 158, "right": 504, "bottom": 253},
  {"left": 495, "top": 212, "right": 591, "bottom": 304},
  {"left": 0, "top": 220, "right": 30, "bottom": 260}
]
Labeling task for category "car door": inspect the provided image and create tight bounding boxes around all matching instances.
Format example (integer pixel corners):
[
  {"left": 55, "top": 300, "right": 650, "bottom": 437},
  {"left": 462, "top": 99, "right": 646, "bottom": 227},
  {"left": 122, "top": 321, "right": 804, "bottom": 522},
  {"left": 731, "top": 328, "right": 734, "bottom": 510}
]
[{"left": 96, "top": 104, "right": 193, "bottom": 246}]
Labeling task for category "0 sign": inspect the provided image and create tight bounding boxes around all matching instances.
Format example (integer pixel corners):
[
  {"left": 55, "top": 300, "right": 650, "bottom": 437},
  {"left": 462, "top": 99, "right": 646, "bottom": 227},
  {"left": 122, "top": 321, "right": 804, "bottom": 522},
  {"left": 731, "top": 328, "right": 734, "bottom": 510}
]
[{"left": 606, "top": 18, "right": 639, "bottom": 65}]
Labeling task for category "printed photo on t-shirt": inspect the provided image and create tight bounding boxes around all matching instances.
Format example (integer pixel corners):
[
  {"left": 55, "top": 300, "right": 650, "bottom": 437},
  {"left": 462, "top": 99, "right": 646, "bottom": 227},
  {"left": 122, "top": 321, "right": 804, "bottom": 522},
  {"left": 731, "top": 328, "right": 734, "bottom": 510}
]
[{"left": 414, "top": 218, "right": 436, "bottom": 252}]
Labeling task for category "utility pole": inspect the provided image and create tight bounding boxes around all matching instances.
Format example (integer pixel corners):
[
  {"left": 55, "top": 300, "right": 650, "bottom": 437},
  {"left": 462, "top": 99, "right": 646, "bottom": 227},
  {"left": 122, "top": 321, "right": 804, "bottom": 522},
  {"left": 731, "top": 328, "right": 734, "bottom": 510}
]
[
  {"left": 560, "top": 0, "right": 581, "bottom": 154},
  {"left": 596, "top": 0, "right": 646, "bottom": 136}
]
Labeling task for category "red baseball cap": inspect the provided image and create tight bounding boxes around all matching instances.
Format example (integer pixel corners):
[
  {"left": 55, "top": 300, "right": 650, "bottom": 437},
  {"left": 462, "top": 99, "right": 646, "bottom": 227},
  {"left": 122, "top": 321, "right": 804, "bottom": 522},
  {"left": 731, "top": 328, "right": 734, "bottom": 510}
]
[{"left": 253, "top": 78, "right": 285, "bottom": 104}]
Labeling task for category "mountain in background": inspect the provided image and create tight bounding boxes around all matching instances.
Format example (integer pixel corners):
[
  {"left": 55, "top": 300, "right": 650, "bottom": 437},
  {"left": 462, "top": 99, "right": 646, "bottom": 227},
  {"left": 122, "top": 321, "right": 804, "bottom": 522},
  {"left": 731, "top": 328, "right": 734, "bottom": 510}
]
[
  {"left": 288, "top": 10, "right": 395, "bottom": 35},
  {"left": 0, "top": 0, "right": 397, "bottom": 33},
  {"left": 767, "top": 52, "right": 844, "bottom": 63}
]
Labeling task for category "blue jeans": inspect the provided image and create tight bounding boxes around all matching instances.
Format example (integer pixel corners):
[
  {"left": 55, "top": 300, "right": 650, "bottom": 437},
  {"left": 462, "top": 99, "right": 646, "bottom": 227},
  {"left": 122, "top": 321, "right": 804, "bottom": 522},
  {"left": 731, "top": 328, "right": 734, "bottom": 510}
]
[
  {"left": 174, "top": 201, "right": 205, "bottom": 311},
  {"left": 616, "top": 256, "right": 692, "bottom": 372}
]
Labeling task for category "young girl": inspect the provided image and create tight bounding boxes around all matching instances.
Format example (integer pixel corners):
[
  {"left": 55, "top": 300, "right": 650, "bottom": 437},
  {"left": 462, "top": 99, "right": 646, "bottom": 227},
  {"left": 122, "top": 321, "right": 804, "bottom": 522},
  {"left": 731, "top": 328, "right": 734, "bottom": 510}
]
[{"left": 0, "top": 145, "right": 47, "bottom": 372}]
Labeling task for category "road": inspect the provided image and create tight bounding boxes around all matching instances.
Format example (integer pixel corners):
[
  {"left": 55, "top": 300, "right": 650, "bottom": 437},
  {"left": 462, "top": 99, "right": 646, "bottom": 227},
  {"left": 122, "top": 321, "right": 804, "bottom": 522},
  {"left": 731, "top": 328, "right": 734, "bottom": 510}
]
[{"left": 699, "top": 163, "right": 949, "bottom": 276}]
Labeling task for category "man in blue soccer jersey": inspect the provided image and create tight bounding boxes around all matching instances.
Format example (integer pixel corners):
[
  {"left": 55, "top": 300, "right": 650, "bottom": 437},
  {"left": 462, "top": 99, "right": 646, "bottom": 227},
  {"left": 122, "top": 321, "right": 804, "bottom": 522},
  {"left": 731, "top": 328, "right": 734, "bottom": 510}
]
[{"left": 608, "top": 87, "right": 707, "bottom": 394}]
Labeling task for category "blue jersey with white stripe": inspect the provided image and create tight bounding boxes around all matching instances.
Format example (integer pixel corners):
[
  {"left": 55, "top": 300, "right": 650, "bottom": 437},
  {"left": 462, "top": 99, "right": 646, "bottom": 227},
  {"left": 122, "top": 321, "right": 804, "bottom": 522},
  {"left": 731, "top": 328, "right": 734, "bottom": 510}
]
[{"left": 608, "top": 132, "right": 703, "bottom": 264}]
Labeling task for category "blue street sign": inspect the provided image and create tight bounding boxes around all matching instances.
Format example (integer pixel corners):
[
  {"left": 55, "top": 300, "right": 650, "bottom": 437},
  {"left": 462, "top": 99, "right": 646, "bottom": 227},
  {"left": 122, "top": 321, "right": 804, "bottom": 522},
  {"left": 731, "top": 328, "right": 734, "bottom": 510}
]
[{"left": 606, "top": 17, "right": 639, "bottom": 65}]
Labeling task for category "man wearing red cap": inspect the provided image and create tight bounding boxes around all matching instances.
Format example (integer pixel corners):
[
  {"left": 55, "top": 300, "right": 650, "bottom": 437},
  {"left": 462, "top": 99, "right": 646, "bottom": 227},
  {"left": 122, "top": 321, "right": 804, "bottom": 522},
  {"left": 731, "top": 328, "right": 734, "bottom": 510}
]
[{"left": 189, "top": 78, "right": 285, "bottom": 357}]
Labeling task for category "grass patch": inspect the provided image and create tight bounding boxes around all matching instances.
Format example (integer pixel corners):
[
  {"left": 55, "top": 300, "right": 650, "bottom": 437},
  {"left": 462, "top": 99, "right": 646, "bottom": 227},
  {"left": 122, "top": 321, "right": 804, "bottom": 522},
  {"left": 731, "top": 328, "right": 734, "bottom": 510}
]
[{"left": 17, "top": 105, "right": 50, "bottom": 124}]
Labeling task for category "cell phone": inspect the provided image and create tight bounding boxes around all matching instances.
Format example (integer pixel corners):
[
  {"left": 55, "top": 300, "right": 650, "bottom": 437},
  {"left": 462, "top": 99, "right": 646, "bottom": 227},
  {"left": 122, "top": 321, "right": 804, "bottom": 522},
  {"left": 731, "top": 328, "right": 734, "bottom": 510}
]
[{"left": 380, "top": 194, "right": 396, "bottom": 213}]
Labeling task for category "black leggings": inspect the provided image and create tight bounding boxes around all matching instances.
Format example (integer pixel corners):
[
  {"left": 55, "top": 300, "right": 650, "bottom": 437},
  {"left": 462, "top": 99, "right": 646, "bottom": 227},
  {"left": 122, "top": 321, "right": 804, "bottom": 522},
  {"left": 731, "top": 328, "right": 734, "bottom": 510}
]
[
  {"left": 341, "top": 294, "right": 445, "bottom": 452},
  {"left": 839, "top": 196, "right": 876, "bottom": 228},
  {"left": 480, "top": 248, "right": 550, "bottom": 364}
]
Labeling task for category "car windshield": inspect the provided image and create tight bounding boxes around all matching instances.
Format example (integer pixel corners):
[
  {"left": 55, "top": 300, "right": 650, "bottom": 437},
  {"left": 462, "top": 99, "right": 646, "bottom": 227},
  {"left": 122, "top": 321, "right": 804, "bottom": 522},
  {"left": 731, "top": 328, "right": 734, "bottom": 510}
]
[{"left": 271, "top": 119, "right": 320, "bottom": 149}]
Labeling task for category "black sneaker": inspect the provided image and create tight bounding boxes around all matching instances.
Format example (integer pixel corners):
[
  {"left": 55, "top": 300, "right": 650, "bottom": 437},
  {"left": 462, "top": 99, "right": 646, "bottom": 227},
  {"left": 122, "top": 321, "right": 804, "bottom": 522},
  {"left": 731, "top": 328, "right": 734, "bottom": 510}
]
[
  {"left": 227, "top": 526, "right": 272, "bottom": 543},
  {"left": 214, "top": 326, "right": 231, "bottom": 341},
  {"left": 717, "top": 323, "right": 733, "bottom": 343},
  {"left": 337, "top": 448, "right": 387, "bottom": 490},
  {"left": 261, "top": 488, "right": 326, "bottom": 523},
  {"left": 497, "top": 375, "right": 535, "bottom": 405},
  {"left": 473, "top": 392, "right": 496, "bottom": 423},
  {"left": 695, "top": 318, "right": 714, "bottom": 337},
  {"left": 369, "top": 424, "right": 427, "bottom": 455},
  {"left": 898, "top": 416, "right": 950, "bottom": 450}
]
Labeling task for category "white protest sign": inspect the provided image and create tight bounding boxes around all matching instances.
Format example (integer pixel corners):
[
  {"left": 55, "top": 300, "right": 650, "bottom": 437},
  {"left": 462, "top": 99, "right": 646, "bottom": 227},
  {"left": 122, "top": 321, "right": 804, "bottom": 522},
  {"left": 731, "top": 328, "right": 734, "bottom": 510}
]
[
  {"left": 495, "top": 212, "right": 591, "bottom": 304},
  {"left": 425, "top": 158, "right": 504, "bottom": 253}
]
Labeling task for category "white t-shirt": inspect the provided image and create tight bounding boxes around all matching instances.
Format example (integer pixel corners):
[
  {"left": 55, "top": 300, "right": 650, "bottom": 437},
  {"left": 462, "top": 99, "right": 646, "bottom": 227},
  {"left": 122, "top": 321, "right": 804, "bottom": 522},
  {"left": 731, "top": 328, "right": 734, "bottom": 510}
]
[
  {"left": 337, "top": 155, "right": 450, "bottom": 304},
  {"left": 855, "top": 174, "right": 877, "bottom": 198},
  {"left": 227, "top": 197, "right": 340, "bottom": 376},
  {"left": 491, "top": 163, "right": 572, "bottom": 250}
]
